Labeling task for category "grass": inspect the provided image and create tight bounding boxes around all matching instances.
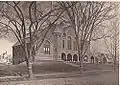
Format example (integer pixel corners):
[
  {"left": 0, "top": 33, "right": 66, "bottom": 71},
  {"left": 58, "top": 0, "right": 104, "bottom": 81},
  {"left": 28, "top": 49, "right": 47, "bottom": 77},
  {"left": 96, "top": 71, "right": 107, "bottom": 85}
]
[
  {"left": 0, "top": 68, "right": 118, "bottom": 84},
  {"left": 1, "top": 80, "right": 118, "bottom": 85},
  {"left": 71, "top": 62, "right": 114, "bottom": 71},
  {"left": 0, "top": 60, "right": 80, "bottom": 77},
  {"left": 0, "top": 60, "right": 115, "bottom": 77},
  {"left": 1, "top": 82, "right": 118, "bottom": 85},
  {"left": 50, "top": 83, "right": 118, "bottom": 85},
  {"left": 51, "top": 82, "right": 118, "bottom": 85}
]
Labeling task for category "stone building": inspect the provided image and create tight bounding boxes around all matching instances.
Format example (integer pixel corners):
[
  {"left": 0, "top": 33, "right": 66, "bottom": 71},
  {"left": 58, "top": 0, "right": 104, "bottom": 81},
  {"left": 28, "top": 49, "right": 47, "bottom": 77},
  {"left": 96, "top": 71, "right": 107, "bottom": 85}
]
[
  {"left": 12, "top": 23, "right": 91, "bottom": 64},
  {"left": 12, "top": 39, "right": 29, "bottom": 64}
]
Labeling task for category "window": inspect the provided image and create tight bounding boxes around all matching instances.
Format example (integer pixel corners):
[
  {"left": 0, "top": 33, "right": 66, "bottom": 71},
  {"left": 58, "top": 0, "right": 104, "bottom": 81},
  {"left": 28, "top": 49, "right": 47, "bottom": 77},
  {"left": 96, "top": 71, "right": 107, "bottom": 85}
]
[
  {"left": 74, "top": 41, "right": 77, "bottom": 50},
  {"left": 62, "top": 40, "right": 65, "bottom": 49},
  {"left": 44, "top": 40, "right": 50, "bottom": 54},
  {"left": 68, "top": 36, "right": 72, "bottom": 50}
]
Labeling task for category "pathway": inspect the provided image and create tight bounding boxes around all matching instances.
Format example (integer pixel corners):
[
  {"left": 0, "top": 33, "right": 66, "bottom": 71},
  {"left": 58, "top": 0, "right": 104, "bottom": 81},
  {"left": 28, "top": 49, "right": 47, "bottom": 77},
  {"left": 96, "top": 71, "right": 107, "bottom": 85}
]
[{"left": 62, "top": 61, "right": 80, "bottom": 67}]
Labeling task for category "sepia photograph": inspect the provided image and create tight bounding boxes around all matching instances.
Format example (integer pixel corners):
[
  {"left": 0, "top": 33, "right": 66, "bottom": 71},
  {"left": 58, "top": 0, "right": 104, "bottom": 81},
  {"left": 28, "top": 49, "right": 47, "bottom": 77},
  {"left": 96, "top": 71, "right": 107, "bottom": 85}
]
[{"left": 0, "top": 1, "right": 119, "bottom": 85}]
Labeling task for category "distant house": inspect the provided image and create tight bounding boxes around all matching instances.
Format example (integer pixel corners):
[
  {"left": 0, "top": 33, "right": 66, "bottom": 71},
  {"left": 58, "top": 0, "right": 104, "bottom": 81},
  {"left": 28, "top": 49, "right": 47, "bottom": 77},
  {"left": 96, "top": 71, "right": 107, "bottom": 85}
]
[
  {"left": 104, "top": 54, "right": 114, "bottom": 64},
  {"left": 0, "top": 51, "right": 12, "bottom": 64},
  {"left": 93, "top": 52, "right": 114, "bottom": 64},
  {"left": 12, "top": 23, "right": 91, "bottom": 64}
]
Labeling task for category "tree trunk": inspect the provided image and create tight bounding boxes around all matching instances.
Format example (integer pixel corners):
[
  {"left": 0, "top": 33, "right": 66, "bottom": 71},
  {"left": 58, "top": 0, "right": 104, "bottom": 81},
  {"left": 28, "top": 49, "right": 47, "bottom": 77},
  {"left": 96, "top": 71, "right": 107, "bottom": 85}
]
[
  {"left": 27, "top": 59, "right": 34, "bottom": 79},
  {"left": 78, "top": 46, "right": 83, "bottom": 73},
  {"left": 79, "top": 53, "right": 82, "bottom": 73},
  {"left": 24, "top": 43, "right": 34, "bottom": 79},
  {"left": 27, "top": 49, "right": 34, "bottom": 79},
  {"left": 76, "top": 38, "right": 83, "bottom": 73},
  {"left": 113, "top": 55, "right": 116, "bottom": 71},
  {"left": 113, "top": 44, "right": 117, "bottom": 71}
]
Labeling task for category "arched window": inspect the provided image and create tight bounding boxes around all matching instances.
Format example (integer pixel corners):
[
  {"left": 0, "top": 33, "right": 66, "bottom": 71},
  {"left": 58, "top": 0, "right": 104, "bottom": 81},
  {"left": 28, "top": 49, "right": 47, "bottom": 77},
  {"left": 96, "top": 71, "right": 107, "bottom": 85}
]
[
  {"left": 61, "top": 53, "right": 66, "bottom": 61},
  {"left": 68, "top": 36, "right": 72, "bottom": 50},
  {"left": 74, "top": 41, "right": 77, "bottom": 50},
  {"left": 44, "top": 40, "right": 50, "bottom": 54},
  {"left": 62, "top": 40, "right": 65, "bottom": 49}
]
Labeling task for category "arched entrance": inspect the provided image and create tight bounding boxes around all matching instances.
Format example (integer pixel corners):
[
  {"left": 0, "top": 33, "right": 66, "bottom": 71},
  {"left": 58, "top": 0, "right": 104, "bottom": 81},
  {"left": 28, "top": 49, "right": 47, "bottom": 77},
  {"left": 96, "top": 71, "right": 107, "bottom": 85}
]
[
  {"left": 73, "top": 54, "right": 78, "bottom": 61},
  {"left": 67, "top": 54, "right": 72, "bottom": 61},
  {"left": 95, "top": 57, "right": 99, "bottom": 64},
  {"left": 84, "top": 55, "right": 88, "bottom": 62},
  {"left": 90, "top": 56, "right": 94, "bottom": 64},
  {"left": 103, "top": 57, "right": 107, "bottom": 64},
  {"left": 61, "top": 53, "right": 66, "bottom": 61},
  {"left": 44, "top": 40, "right": 50, "bottom": 54}
]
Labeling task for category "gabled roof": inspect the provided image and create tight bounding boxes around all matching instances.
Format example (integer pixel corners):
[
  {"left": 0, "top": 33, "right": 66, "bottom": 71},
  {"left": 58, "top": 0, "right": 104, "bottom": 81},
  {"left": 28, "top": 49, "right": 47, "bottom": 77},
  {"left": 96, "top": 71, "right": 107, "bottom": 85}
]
[{"left": 13, "top": 38, "right": 30, "bottom": 47}]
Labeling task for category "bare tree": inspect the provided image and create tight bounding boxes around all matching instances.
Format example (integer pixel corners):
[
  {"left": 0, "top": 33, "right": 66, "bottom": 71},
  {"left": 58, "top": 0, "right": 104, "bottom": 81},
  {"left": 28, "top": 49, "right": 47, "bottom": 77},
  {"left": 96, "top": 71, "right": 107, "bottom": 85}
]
[
  {"left": 96, "top": 4, "right": 119, "bottom": 71},
  {"left": 58, "top": 2, "right": 117, "bottom": 73},
  {"left": 103, "top": 19, "right": 119, "bottom": 71},
  {"left": 0, "top": 1, "right": 66, "bottom": 79}
]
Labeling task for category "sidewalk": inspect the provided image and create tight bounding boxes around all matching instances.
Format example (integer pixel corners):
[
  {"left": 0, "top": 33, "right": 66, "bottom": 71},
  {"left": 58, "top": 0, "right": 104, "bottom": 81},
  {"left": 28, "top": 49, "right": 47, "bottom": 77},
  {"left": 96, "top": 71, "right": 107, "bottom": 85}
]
[{"left": 0, "top": 69, "right": 114, "bottom": 82}]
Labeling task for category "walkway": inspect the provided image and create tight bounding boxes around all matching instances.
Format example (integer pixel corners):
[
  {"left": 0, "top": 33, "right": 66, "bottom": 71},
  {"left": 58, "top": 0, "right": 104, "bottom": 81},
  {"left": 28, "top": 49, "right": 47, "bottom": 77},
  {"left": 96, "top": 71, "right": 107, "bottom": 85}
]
[{"left": 62, "top": 61, "right": 80, "bottom": 67}]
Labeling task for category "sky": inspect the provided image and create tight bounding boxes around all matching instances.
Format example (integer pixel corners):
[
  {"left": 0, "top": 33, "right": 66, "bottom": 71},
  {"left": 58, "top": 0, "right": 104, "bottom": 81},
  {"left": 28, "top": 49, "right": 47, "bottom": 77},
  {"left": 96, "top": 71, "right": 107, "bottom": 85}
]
[
  {"left": 90, "top": 39, "right": 107, "bottom": 54},
  {"left": 0, "top": 38, "right": 14, "bottom": 55}
]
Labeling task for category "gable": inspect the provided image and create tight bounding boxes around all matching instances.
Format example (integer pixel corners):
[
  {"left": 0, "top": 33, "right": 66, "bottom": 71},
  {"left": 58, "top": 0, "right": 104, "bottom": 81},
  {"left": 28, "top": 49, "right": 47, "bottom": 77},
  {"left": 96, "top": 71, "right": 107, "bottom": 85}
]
[{"left": 66, "top": 27, "right": 75, "bottom": 37}]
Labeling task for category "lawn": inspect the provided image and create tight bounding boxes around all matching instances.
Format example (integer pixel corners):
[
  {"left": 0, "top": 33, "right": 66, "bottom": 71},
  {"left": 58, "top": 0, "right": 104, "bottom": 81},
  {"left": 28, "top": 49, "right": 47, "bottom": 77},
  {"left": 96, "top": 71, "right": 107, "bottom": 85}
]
[
  {"left": 0, "top": 60, "right": 116, "bottom": 77},
  {"left": 71, "top": 62, "right": 114, "bottom": 70},
  {"left": 0, "top": 60, "right": 80, "bottom": 77},
  {"left": 1, "top": 71, "right": 118, "bottom": 85}
]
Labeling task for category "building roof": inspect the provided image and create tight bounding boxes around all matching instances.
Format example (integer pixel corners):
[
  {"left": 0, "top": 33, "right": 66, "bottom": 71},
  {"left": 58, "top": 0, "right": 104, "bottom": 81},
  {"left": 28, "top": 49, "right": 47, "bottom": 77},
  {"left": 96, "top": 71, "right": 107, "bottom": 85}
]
[
  {"left": 13, "top": 38, "right": 30, "bottom": 47},
  {"left": 12, "top": 27, "right": 55, "bottom": 47}
]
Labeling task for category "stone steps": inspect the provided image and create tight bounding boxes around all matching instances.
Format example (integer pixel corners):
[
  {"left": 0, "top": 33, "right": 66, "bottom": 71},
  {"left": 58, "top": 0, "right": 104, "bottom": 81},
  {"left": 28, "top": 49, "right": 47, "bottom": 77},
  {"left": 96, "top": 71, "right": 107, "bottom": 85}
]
[{"left": 35, "top": 56, "right": 53, "bottom": 61}]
